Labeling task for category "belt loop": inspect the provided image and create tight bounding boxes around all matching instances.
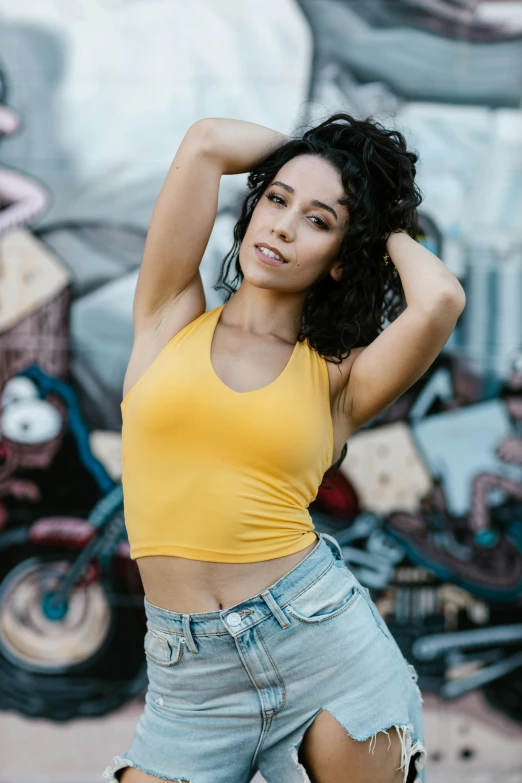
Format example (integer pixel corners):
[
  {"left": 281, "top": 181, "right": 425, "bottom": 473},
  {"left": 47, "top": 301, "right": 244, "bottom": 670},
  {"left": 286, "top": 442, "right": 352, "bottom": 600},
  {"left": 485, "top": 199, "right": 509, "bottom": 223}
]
[
  {"left": 261, "top": 588, "right": 291, "bottom": 629},
  {"left": 320, "top": 532, "right": 344, "bottom": 562},
  {"left": 182, "top": 614, "right": 198, "bottom": 653}
]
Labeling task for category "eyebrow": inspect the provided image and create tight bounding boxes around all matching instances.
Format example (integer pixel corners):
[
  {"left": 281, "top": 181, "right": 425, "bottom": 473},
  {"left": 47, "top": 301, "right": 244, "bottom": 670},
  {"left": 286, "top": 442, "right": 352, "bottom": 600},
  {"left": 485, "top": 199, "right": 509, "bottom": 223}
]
[{"left": 271, "top": 180, "right": 341, "bottom": 222}]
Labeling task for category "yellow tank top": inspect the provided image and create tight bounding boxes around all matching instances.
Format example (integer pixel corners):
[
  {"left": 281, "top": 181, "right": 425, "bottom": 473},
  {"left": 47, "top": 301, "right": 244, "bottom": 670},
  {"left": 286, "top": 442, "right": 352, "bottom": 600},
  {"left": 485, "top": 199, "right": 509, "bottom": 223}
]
[{"left": 120, "top": 304, "right": 334, "bottom": 562}]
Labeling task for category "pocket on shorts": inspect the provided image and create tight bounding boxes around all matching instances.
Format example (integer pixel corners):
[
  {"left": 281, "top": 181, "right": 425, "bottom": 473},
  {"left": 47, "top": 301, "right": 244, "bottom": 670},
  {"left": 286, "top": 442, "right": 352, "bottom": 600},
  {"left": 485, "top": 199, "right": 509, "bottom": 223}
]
[
  {"left": 144, "top": 626, "right": 183, "bottom": 667},
  {"left": 357, "top": 588, "right": 414, "bottom": 677},
  {"left": 284, "top": 563, "right": 361, "bottom": 624}
]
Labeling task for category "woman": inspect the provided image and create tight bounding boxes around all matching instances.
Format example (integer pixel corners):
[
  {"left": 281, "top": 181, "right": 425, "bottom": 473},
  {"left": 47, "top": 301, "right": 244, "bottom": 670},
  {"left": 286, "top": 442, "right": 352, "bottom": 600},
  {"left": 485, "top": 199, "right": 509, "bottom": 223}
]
[{"left": 104, "top": 113, "right": 465, "bottom": 783}]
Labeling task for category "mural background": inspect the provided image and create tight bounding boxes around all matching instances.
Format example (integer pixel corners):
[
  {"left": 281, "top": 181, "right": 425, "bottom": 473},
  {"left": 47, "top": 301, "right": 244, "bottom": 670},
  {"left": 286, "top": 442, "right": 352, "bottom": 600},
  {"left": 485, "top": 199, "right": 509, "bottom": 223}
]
[{"left": 0, "top": 1, "right": 522, "bottom": 781}]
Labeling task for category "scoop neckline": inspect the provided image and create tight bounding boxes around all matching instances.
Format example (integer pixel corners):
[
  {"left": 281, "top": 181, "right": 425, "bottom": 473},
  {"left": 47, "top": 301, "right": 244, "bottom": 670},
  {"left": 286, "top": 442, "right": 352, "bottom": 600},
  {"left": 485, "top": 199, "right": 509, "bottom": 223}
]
[{"left": 209, "top": 304, "right": 301, "bottom": 395}]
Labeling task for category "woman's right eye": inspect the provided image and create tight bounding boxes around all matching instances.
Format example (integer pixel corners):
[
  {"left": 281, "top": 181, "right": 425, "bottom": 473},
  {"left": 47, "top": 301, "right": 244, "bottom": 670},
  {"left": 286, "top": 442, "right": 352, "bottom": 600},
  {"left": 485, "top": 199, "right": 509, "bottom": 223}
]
[{"left": 265, "top": 191, "right": 328, "bottom": 230}]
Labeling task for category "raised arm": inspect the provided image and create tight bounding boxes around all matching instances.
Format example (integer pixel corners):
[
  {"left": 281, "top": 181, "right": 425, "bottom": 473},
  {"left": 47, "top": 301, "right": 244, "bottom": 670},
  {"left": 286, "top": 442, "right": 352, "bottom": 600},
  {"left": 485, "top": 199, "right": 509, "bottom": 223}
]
[
  {"left": 133, "top": 118, "right": 290, "bottom": 328},
  {"left": 131, "top": 119, "right": 222, "bottom": 328},
  {"left": 201, "top": 117, "right": 291, "bottom": 176},
  {"left": 345, "top": 231, "right": 466, "bottom": 433}
]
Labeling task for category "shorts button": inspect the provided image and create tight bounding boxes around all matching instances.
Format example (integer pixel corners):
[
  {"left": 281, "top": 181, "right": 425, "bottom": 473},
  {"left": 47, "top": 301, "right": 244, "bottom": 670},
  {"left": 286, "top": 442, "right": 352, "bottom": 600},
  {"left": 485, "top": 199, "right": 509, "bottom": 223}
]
[{"left": 226, "top": 612, "right": 242, "bottom": 627}]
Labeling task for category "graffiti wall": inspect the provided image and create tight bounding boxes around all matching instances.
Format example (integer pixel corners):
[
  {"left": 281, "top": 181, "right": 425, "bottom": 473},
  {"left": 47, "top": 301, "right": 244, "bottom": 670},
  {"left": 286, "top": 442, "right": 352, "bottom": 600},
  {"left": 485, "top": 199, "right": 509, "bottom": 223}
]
[{"left": 0, "top": 1, "right": 522, "bottom": 781}]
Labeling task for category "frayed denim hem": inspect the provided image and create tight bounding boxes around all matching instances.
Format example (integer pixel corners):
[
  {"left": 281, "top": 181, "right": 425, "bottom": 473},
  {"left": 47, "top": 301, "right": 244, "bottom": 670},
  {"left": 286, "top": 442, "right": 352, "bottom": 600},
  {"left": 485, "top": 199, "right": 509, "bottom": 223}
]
[
  {"left": 102, "top": 754, "right": 191, "bottom": 782},
  {"left": 289, "top": 718, "right": 427, "bottom": 783}
]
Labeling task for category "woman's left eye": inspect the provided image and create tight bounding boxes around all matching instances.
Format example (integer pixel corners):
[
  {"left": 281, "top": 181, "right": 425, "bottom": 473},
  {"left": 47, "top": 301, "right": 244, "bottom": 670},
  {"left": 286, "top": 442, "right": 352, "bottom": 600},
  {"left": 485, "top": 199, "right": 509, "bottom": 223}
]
[
  {"left": 310, "top": 216, "right": 328, "bottom": 229},
  {"left": 265, "top": 192, "right": 328, "bottom": 230}
]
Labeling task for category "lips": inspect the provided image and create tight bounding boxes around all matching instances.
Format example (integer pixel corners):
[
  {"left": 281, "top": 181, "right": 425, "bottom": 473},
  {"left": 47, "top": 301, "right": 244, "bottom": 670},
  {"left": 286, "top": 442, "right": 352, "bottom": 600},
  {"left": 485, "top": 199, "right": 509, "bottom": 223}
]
[
  {"left": 255, "top": 246, "right": 286, "bottom": 266},
  {"left": 255, "top": 243, "right": 287, "bottom": 263}
]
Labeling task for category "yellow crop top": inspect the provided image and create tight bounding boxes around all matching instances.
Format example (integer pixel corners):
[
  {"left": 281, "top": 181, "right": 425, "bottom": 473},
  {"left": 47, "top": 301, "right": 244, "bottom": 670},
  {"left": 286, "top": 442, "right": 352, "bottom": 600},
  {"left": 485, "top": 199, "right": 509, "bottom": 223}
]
[{"left": 120, "top": 304, "right": 334, "bottom": 562}]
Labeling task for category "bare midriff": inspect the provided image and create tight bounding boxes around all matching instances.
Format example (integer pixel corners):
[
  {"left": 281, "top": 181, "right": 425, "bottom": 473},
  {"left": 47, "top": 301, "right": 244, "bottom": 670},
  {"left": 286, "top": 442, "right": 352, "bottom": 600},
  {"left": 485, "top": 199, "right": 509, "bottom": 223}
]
[{"left": 135, "top": 535, "right": 320, "bottom": 613}]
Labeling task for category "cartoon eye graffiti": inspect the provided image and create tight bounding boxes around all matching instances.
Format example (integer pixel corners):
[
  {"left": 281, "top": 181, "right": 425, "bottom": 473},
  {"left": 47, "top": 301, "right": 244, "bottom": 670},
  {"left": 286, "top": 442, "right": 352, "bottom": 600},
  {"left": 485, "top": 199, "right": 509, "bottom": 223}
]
[{"left": 0, "top": 398, "right": 62, "bottom": 444}]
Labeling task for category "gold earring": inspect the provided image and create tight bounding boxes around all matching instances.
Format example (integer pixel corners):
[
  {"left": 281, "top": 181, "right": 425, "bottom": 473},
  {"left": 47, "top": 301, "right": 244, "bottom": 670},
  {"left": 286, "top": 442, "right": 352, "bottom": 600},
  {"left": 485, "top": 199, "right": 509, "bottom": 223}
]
[{"left": 383, "top": 228, "right": 409, "bottom": 264}]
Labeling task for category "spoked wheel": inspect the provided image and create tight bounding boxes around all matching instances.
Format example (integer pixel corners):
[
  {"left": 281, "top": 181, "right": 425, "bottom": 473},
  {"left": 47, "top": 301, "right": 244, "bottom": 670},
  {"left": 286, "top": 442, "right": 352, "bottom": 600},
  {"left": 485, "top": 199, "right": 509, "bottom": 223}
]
[{"left": 0, "top": 527, "right": 147, "bottom": 720}]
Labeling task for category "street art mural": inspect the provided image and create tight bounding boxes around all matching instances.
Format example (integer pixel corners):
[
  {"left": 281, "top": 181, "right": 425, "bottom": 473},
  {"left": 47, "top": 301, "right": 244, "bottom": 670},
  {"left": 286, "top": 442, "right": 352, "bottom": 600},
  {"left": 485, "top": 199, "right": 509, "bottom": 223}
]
[{"left": 0, "top": 0, "right": 522, "bottom": 776}]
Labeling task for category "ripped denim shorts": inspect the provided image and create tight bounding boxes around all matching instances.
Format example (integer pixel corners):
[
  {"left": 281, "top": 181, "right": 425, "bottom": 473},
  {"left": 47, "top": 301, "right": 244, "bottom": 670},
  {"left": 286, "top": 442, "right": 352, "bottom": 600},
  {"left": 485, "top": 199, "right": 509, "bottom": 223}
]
[{"left": 103, "top": 532, "right": 426, "bottom": 783}]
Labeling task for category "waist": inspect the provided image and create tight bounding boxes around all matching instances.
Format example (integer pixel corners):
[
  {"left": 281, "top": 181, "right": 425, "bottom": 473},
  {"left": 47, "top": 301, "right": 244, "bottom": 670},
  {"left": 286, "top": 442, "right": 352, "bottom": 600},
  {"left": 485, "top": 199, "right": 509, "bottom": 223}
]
[
  {"left": 142, "top": 533, "right": 345, "bottom": 632},
  {"left": 136, "top": 532, "right": 319, "bottom": 612}
]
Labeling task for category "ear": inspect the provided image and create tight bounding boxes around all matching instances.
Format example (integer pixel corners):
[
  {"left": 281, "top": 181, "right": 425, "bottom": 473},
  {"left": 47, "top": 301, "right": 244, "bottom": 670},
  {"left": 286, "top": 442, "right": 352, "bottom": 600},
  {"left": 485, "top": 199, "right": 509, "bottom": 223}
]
[{"left": 329, "top": 260, "right": 343, "bottom": 282}]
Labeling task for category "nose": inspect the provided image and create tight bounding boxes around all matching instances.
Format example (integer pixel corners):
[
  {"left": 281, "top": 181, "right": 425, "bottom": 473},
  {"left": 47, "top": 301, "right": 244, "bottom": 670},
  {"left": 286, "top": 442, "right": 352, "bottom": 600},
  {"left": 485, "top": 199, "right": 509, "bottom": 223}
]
[{"left": 271, "top": 215, "right": 295, "bottom": 242}]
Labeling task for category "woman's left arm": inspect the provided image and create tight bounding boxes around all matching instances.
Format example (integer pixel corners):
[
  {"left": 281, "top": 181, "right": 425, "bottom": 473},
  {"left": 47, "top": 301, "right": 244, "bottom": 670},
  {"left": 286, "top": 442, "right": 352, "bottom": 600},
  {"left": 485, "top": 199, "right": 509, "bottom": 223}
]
[{"left": 345, "top": 230, "right": 466, "bottom": 433}]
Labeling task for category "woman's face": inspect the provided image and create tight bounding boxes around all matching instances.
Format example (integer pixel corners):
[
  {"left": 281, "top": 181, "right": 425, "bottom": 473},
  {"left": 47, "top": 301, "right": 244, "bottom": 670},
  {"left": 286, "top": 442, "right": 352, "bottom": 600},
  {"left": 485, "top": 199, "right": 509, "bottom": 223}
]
[{"left": 240, "top": 154, "right": 349, "bottom": 293}]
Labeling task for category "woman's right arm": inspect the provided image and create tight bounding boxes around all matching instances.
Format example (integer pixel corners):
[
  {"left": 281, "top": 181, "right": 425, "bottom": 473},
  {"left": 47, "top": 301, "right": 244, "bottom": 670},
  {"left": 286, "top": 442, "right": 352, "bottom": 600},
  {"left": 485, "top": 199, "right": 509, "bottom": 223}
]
[
  {"left": 133, "top": 118, "right": 289, "bottom": 331},
  {"left": 132, "top": 119, "right": 223, "bottom": 329}
]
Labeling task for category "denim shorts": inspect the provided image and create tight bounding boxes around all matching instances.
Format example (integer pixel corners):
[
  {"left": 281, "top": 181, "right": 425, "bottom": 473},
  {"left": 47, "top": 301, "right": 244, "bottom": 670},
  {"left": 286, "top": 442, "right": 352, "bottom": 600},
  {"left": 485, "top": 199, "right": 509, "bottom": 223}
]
[{"left": 103, "top": 532, "right": 426, "bottom": 783}]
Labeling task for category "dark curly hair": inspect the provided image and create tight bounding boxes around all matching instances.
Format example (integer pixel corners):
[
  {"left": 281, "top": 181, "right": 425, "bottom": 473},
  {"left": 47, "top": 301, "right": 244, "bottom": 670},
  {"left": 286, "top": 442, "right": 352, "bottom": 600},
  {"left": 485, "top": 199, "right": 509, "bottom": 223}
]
[{"left": 213, "top": 112, "right": 423, "bottom": 484}]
